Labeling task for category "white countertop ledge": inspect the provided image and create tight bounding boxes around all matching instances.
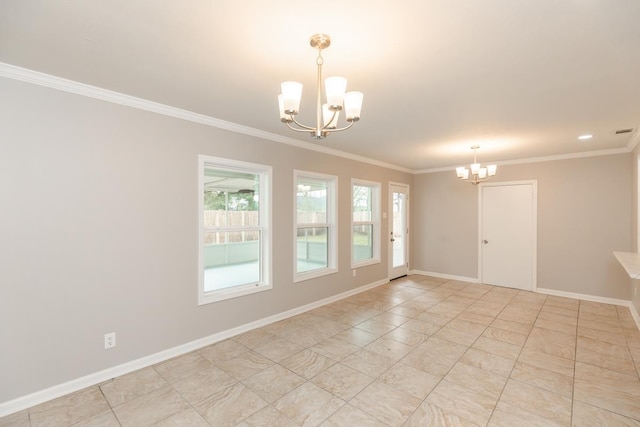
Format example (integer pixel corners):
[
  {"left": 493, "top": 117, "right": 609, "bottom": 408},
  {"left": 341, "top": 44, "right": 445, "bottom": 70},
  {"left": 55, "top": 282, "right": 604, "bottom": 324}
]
[{"left": 614, "top": 251, "right": 640, "bottom": 279}]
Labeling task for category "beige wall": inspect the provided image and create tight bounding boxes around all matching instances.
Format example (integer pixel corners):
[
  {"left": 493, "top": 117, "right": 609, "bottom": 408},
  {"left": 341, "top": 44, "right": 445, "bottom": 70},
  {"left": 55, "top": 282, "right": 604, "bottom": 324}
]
[
  {"left": 2, "top": 71, "right": 637, "bottom": 406},
  {"left": 411, "top": 170, "right": 480, "bottom": 279},
  {"left": 413, "top": 154, "right": 632, "bottom": 299},
  {"left": 0, "top": 77, "right": 412, "bottom": 403}
]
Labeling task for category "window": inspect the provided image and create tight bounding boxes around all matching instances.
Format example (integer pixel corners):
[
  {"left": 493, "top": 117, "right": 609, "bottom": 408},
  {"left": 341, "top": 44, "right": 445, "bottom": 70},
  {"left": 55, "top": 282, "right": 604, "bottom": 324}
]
[
  {"left": 198, "top": 155, "right": 271, "bottom": 304},
  {"left": 352, "top": 179, "right": 381, "bottom": 267},
  {"left": 294, "top": 170, "right": 337, "bottom": 281}
]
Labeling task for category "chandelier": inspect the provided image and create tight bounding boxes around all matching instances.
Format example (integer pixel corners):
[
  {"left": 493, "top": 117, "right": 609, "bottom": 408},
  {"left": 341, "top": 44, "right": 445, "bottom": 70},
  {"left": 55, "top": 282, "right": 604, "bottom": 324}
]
[
  {"left": 455, "top": 145, "right": 497, "bottom": 184},
  {"left": 278, "top": 34, "right": 363, "bottom": 140}
]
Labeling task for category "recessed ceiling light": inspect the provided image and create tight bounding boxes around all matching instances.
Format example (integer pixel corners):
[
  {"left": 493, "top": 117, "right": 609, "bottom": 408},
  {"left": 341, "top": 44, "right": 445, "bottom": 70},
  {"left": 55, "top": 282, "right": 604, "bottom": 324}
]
[{"left": 578, "top": 134, "right": 593, "bottom": 140}]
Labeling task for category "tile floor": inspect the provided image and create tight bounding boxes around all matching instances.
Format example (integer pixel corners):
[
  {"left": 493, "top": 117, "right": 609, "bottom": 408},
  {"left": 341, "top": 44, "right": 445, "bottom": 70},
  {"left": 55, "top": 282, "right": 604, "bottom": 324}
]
[{"left": 3, "top": 275, "right": 640, "bottom": 426}]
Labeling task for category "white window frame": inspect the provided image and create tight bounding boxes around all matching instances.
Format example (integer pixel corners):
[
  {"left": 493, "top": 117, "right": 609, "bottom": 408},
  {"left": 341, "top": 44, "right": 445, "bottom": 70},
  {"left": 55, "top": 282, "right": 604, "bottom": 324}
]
[
  {"left": 351, "top": 179, "right": 381, "bottom": 268},
  {"left": 198, "top": 155, "right": 272, "bottom": 305},
  {"left": 294, "top": 170, "right": 338, "bottom": 282}
]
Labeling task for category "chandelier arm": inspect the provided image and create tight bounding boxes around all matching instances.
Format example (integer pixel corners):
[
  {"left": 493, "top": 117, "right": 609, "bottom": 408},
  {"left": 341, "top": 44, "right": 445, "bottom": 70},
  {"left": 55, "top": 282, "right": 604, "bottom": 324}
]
[
  {"left": 284, "top": 118, "right": 316, "bottom": 132},
  {"left": 320, "top": 109, "right": 339, "bottom": 130},
  {"left": 288, "top": 116, "right": 317, "bottom": 131},
  {"left": 327, "top": 120, "right": 355, "bottom": 133},
  {"left": 466, "top": 175, "right": 492, "bottom": 185}
]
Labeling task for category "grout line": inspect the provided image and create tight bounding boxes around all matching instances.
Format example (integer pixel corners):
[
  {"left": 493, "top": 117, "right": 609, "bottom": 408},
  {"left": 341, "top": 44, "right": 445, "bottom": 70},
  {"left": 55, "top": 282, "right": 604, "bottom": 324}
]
[
  {"left": 14, "top": 276, "right": 640, "bottom": 426},
  {"left": 483, "top": 291, "right": 540, "bottom": 426},
  {"left": 569, "top": 299, "right": 580, "bottom": 427}
]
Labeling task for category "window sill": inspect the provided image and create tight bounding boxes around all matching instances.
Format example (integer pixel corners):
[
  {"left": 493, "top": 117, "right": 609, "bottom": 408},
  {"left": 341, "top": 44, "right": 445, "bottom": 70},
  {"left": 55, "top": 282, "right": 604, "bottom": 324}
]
[
  {"left": 294, "top": 268, "right": 337, "bottom": 283},
  {"left": 351, "top": 258, "right": 381, "bottom": 269},
  {"left": 199, "top": 282, "right": 272, "bottom": 305}
]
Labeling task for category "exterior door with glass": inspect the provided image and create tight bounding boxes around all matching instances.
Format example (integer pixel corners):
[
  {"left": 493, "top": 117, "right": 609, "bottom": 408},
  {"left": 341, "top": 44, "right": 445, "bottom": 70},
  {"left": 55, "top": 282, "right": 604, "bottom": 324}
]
[{"left": 389, "top": 183, "right": 409, "bottom": 279}]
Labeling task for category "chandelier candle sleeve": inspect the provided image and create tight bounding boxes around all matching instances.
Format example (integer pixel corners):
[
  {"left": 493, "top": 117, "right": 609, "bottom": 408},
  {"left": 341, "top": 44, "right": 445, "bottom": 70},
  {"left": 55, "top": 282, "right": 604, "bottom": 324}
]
[
  {"left": 344, "top": 91, "right": 363, "bottom": 121},
  {"left": 456, "top": 167, "right": 469, "bottom": 180},
  {"left": 325, "top": 76, "right": 347, "bottom": 107},
  {"left": 281, "top": 81, "right": 303, "bottom": 114},
  {"left": 278, "top": 33, "right": 363, "bottom": 140}
]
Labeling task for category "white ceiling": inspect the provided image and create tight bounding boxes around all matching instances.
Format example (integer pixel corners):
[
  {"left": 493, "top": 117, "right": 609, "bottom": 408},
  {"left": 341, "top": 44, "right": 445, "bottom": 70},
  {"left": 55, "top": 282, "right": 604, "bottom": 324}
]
[{"left": 1, "top": 1, "right": 639, "bottom": 171}]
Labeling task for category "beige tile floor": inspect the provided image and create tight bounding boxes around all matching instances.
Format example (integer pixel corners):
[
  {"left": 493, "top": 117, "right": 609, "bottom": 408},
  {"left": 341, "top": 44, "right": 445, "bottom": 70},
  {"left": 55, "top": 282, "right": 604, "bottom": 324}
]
[{"left": 3, "top": 275, "right": 640, "bottom": 426}]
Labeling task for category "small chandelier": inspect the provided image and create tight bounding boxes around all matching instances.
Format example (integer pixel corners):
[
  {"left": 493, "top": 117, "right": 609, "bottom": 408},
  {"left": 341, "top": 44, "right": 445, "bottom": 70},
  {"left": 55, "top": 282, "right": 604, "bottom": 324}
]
[
  {"left": 456, "top": 145, "right": 497, "bottom": 185},
  {"left": 278, "top": 33, "right": 363, "bottom": 140}
]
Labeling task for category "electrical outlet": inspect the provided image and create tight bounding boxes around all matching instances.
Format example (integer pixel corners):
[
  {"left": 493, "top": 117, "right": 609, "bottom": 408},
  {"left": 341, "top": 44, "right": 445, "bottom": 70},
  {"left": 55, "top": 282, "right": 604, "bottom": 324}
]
[
  {"left": 352, "top": 269, "right": 357, "bottom": 277},
  {"left": 104, "top": 332, "right": 116, "bottom": 349}
]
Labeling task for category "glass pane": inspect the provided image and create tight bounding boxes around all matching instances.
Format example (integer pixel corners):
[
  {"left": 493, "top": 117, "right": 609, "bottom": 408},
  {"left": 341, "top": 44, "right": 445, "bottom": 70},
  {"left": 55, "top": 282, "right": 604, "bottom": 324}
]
[
  {"left": 296, "top": 227, "right": 328, "bottom": 273},
  {"left": 203, "top": 230, "right": 260, "bottom": 292},
  {"left": 297, "top": 178, "right": 328, "bottom": 224},
  {"left": 353, "top": 224, "right": 373, "bottom": 262},
  {"left": 203, "top": 167, "right": 260, "bottom": 227},
  {"left": 352, "top": 185, "right": 372, "bottom": 222},
  {"left": 392, "top": 192, "right": 406, "bottom": 268}
]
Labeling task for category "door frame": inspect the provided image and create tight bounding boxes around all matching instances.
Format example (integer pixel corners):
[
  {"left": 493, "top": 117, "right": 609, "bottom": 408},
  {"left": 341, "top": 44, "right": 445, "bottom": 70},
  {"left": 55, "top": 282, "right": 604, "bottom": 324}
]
[
  {"left": 389, "top": 182, "right": 410, "bottom": 280},
  {"left": 478, "top": 180, "right": 538, "bottom": 290}
]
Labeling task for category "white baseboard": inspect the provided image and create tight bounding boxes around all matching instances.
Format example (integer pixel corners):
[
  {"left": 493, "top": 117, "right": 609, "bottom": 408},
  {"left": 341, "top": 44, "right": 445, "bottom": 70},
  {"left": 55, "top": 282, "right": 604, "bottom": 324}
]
[
  {"left": 630, "top": 304, "right": 640, "bottom": 331},
  {"left": 4, "top": 277, "right": 636, "bottom": 417},
  {"left": 537, "top": 287, "right": 640, "bottom": 330},
  {"left": 0, "top": 278, "right": 389, "bottom": 418},
  {"left": 536, "top": 287, "right": 630, "bottom": 306},
  {"left": 410, "top": 269, "right": 478, "bottom": 284},
  {"left": 409, "top": 272, "right": 640, "bottom": 330}
]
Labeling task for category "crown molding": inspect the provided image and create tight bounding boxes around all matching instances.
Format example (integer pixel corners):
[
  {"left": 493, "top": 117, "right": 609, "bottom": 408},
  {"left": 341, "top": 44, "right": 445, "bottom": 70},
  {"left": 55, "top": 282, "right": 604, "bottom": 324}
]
[
  {"left": 626, "top": 127, "right": 640, "bottom": 153},
  {"left": 415, "top": 147, "right": 631, "bottom": 174},
  {"left": 0, "top": 62, "right": 412, "bottom": 174},
  {"left": 2, "top": 62, "right": 633, "bottom": 177}
]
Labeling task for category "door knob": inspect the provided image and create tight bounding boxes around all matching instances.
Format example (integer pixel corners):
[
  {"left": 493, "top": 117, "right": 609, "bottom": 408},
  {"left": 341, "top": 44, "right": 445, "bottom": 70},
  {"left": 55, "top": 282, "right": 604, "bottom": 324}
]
[
  {"left": 391, "top": 238, "right": 395, "bottom": 242},
  {"left": 483, "top": 239, "right": 489, "bottom": 244}
]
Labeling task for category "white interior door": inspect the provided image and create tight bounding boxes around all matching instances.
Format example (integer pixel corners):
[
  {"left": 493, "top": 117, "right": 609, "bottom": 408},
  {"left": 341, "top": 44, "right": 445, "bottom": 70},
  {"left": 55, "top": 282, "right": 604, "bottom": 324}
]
[
  {"left": 480, "top": 182, "right": 536, "bottom": 290},
  {"left": 390, "top": 183, "right": 409, "bottom": 279}
]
